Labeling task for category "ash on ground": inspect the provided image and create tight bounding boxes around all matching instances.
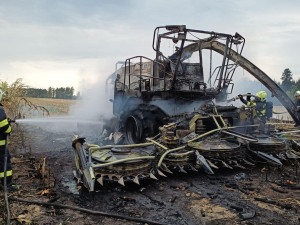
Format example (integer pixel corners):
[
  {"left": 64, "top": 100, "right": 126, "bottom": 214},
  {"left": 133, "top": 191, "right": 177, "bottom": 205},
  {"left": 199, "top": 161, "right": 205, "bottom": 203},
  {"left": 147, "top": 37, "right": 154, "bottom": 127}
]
[{"left": 1, "top": 122, "right": 300, "bottom": 225}]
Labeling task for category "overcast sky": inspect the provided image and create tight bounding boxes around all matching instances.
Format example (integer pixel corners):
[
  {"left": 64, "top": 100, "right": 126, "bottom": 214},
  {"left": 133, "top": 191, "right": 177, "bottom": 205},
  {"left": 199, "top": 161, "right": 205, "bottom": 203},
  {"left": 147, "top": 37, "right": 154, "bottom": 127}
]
[{"left": 1, "top": 0, "right": 300, "bottom": 92}]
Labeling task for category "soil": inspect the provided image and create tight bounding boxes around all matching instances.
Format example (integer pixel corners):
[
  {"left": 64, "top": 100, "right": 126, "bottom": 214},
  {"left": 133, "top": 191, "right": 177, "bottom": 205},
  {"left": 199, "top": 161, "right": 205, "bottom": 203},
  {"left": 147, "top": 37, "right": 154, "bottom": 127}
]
[{"left": 1, "top": 122, "right": 300, "bottom": 225}]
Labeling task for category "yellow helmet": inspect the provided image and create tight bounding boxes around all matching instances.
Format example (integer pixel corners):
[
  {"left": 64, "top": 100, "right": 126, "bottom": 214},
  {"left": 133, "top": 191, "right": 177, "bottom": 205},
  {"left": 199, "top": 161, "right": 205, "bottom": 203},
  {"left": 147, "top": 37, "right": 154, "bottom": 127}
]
[
  {"left": 256, "top": 91, "right": 267, "bottom": 101},
  {"left": 295, "top": 91, "right": 300, "bottom": 97}
]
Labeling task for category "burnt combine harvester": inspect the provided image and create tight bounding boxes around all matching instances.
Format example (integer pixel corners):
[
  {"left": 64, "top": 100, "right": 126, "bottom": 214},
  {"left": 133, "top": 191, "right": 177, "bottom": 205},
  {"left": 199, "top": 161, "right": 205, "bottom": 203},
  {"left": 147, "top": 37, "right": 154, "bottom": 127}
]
[{"left": 73, "top": 25, "right": 300, "bottom": 191}]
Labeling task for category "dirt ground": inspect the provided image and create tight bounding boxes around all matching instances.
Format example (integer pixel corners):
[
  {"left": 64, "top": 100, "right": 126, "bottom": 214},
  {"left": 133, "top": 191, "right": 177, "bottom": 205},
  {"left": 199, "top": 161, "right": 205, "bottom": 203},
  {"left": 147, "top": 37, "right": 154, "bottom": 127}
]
[
  {"left": 0, "top": 101, "right": 299, "bottom": 225},
  {"left": 0, "top": 120, "right": 299, "bottom": 225}
]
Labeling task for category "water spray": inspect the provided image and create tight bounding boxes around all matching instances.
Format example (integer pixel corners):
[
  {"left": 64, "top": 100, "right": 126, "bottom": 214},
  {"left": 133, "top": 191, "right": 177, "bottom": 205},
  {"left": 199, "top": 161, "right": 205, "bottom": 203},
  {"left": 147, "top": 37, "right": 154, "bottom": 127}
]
[{"left": 14, "top": 117, "right": 103, "bottom": 125}]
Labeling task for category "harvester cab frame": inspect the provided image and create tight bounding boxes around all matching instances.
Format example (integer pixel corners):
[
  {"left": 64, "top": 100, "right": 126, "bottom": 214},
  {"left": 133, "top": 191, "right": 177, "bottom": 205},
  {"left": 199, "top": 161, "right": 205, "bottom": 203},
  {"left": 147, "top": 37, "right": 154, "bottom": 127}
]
[
  {"left": 152, "top": 25, "right": 245, "bottom": 97},
  {"left": 114, "top": 25, "right": 245, "bottom": 106}
]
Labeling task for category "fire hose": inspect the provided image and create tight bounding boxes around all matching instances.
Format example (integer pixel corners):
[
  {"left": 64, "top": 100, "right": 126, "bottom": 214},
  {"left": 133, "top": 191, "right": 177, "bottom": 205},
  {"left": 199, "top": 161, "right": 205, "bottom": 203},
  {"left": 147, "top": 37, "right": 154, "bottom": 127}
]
[
  {"left": 7, "top": 196, "right": 165, "bottom": 225},
  {"left": 3, "top": 118, "right": 16, "bottom": 224},
  {"left": 2, "top": 118, "right": 19, "bottom": 224},
  {"left": 3, "top": 135, "right": 11, "bottom": 225},
  {"left": 2, "top": 128, "right": 163, "bottom": 225},
  {"left": 228, "top": 94, "right": 292, "bottom": 116},
  {"left": 227, "top": 94, "right": 257, "bottom": 103}
]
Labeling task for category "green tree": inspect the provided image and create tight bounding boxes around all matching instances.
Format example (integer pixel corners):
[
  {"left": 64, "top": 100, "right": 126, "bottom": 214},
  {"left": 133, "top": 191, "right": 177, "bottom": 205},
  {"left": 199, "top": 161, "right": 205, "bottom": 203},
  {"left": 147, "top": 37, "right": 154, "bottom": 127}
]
[
  {"left": 287, "top": 78, "right": 300, "bottom": 99},
  {"left": 65, "top": 87, "right": 74, "bottom": 99},
  {"left": 55, "top": 87, "right": 65, "bottom": 99},
  {"left": 48, "top": 87, "right": 54, "bottom": 98},
  {"left": 281, "top": 68, "right": 293, "bottom": 91},
  {"left": 24, "top": 86, "right": 76, "bottom": 99}
]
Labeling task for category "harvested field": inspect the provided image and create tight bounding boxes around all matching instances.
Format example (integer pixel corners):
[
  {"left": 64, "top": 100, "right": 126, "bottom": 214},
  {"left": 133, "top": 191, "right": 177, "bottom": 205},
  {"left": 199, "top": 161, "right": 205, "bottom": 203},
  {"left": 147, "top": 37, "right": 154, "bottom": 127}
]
[{"left": 24, "top": 98, "right": 78, "bottom": 117}]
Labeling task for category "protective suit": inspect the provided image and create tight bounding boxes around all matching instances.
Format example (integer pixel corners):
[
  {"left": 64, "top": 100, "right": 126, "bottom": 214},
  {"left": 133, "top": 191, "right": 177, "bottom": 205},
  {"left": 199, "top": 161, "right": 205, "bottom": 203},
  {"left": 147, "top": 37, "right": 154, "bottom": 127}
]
[
  {"left": 294, "top": 91, "right": 300, "bottom": 107},
  {"left": 0, "top": 83, "right": 13, "bottom": 185},
  {"left": 239, "top": 91, "right": 267, "bottom": 133}
]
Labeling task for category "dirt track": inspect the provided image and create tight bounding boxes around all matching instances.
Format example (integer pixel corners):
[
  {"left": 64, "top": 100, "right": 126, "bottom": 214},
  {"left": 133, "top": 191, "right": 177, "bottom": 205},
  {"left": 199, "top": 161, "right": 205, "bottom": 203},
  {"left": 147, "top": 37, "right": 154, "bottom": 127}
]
[{"left": 1, "top": 122, "right": 300, "bottom": 225}]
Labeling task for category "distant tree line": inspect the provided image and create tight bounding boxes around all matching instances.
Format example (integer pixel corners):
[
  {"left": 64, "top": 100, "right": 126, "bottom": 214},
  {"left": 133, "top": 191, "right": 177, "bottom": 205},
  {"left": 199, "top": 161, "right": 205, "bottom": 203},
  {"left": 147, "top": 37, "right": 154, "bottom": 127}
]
[{"left": 24, "top": 87, "right": 80, "bottom": 99}]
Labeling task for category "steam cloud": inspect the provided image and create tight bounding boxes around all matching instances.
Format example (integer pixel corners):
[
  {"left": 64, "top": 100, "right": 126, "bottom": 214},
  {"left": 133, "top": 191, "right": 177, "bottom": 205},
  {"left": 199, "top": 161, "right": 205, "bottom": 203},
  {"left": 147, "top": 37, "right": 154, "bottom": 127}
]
[
  {"left": 69, "top": 79, "right": 113, "bottom": 120},
  {"left": 16, "top": 76, "right": 114, "bottom": 139}
]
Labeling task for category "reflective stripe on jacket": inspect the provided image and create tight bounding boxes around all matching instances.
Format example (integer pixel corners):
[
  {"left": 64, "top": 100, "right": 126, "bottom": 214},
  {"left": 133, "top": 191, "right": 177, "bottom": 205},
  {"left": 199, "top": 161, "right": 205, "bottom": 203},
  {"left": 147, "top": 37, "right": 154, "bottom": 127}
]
[
  {"left": 0, "top": 139, "right": 10, "bottom": 145},
  {"left": 0, "top": 118, "right": 11, "bottom": 134},
  {"left": 0, "top": 105, "right": 12, "bottom": 145},
  {"left": 0, "top": 170, "right": 12, "bottom": 177},
  {"left": 247, "top": 100, "right": 266, "bottom": 118},
  {"left": 0, "top": 170, "right": 12, "bottom": 178},
  {"left": 0, "top": 118, "right": 8, "bottom": 127}
]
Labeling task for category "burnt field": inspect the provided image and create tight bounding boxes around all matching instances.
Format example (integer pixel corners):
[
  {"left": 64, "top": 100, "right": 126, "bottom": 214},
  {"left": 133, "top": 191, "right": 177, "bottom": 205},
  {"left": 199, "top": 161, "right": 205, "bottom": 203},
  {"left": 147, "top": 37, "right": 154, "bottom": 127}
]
[{"left": 1, "top": 119, "right": 300, "bottom": 225}]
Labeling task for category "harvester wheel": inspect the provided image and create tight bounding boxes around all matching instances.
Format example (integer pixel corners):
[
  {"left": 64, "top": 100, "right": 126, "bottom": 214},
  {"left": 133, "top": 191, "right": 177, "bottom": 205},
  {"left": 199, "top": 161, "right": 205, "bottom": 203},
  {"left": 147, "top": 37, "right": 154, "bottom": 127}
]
[
  {"left": 123, "top": 105, "right": 166, "bottom": 144},
  {"left": 125, "top": 115, "right": 143, "bottom": 144}
]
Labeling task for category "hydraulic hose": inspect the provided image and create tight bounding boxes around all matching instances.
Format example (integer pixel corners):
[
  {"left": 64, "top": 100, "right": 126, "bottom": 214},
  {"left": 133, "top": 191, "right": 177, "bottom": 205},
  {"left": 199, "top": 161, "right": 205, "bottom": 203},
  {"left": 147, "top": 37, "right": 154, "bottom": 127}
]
[
  {"left": 86, "top": 142, "right": 153, "bottom": 150},
  {"left": 157, "top": 146, "right": 186, "bottom": 167},
  {"left": 146, "top": 138, "right": 168, "bottom": 150},
  {"left": 168, "top": 150, "right": 195, "bottom": 157},
  {"left": 187, "top": 128, "right": 221, "bottom": 142},
  {"left": 93, "top": 156, "right": 155, "bottom": 168},
  {"left": 187, "top": 124, "right": 260, "bottom": 143}
]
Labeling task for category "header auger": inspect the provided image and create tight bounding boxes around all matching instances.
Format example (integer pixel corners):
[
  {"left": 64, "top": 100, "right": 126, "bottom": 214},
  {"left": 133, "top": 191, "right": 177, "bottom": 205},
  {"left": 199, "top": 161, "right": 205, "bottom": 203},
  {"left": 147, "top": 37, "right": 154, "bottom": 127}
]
[{"left": 73, "top": 112, "right": 300, "bottom": 191}]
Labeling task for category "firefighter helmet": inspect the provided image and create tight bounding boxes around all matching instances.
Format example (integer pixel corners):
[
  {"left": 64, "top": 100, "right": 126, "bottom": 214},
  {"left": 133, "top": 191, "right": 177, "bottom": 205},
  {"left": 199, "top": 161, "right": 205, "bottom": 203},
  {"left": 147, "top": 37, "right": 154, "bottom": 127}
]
[
  {"left": 256, "top": 91, "right": 267, "bottom": 101},
  {"left": 295, "top": 91, "right": 300, "bottom": 97}
]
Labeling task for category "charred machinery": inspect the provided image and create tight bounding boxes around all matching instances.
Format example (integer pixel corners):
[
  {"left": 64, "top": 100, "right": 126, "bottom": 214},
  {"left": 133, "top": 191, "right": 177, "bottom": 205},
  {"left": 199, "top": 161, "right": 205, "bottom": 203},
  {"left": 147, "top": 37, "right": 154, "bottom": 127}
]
[
  {"left": 73, "top": 113, "right": 300, "bottom": 191},
  {"left": 73, "top": 26, "right": 300, "bottom": 191},
  {"left": 112, "top": 25, "right": 245, "bottom": 143},
  {"left": 109, "top": 25, "right": 300, "bottom": 144}
]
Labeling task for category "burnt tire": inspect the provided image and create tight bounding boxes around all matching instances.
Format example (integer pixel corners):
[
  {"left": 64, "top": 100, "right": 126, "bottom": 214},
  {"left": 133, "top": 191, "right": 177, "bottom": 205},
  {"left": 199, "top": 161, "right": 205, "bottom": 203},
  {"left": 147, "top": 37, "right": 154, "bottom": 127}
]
[
  {"left": 125, "top": 115, "right": 143, "bottom": 144},
  {"left": 122, "top": 104, "right": 167, "bottom": 144}
]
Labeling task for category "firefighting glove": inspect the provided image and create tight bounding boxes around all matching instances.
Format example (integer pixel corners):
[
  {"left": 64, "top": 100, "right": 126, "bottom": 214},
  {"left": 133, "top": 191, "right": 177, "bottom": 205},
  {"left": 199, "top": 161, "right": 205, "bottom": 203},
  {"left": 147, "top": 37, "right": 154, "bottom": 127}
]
[{"left": 247, "top": 93, "right": 251, "bottom": 102}]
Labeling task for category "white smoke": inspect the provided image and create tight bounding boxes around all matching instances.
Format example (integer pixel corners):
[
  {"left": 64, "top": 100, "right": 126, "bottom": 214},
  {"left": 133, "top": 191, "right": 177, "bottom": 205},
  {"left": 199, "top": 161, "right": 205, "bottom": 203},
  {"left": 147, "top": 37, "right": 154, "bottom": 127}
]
[
  {"left": 16, "top": 73, "right": 114, "bottom": 140},
  {"left": 69, "top": 78, "right": 113, "bottom": 121},
  {"left": 150, "top": 99, "right": 211, "bottom": 116}
]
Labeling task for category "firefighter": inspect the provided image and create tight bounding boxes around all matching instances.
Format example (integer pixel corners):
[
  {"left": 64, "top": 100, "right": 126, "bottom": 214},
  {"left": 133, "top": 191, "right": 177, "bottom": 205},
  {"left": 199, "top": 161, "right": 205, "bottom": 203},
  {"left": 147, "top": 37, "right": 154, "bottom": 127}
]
[
  {"left": 294, "top": 91, "right": 300, "bottom": 107},
  {"left": 239, "top": 91, "right": 267, "bottom": 133},
  {"left": 0, "top": 82, "right": 13, "bottom": 186}
]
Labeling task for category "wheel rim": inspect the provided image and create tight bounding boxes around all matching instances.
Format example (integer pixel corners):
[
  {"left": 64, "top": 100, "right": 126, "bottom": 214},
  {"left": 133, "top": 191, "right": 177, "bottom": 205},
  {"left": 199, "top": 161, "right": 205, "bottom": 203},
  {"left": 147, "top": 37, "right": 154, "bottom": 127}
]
[{"left": 125, "top": 116, "right": 142, "bottom": 144}]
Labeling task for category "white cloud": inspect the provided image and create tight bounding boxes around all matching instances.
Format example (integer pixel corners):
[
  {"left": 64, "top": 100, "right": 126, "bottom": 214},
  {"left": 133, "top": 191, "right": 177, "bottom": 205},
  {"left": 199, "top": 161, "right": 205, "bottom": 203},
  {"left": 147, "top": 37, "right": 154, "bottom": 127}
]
[{"left": 0, "top": 0, "right": 300, "bottom": 90}]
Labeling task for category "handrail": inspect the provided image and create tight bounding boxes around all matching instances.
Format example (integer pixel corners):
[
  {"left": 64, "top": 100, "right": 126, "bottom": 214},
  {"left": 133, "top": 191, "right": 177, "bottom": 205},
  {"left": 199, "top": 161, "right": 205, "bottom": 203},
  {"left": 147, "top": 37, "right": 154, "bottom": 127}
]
[{"left": 124, "top": 56, "right": 166, "bottom": 92}]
